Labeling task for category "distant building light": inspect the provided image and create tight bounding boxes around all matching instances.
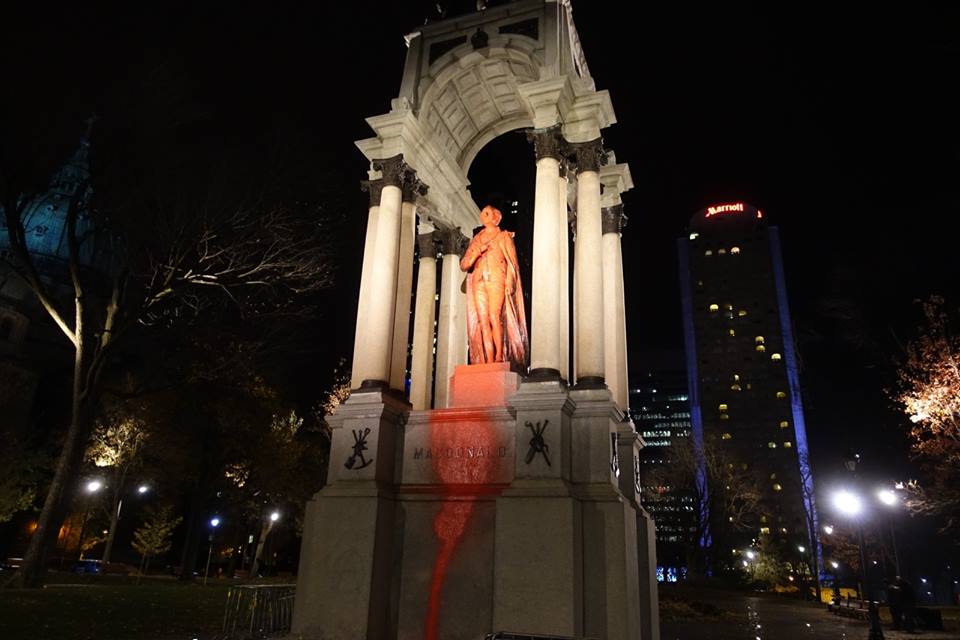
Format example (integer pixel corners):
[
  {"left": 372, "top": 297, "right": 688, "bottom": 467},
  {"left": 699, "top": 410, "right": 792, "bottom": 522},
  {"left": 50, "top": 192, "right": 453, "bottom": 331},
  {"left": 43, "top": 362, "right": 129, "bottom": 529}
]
[
  {"left": 768, "top": 442, "right": 777, "bottom": 449},
  {"left": 709, "top": 304, "right": 719, "bottom": 312},
  {"left": 771, "top": 353, "right": 782, "bottom": 361},
  {"left": 776, "top": 391, "right": 787, "bottom": 399},
  {"left": 731, "top": 246, "right": 741, "bottom": 254},
  {"left": 705, "top": 249, "right": 713, "bottom": 256},
  {"left": 689, "top": 232, "right": 699, "bottom": 240},
  {"left": 721, "top": 433, "right": 733, "bottom": 440},
  {"left": 779, "top": 420, "right": 789, "bottom": 428},
  {"left": 738, "top": 309, "right": 748, "bottom": 317},
  {"left": 783, "top": 441, "right": 792, "bottom": 448}
]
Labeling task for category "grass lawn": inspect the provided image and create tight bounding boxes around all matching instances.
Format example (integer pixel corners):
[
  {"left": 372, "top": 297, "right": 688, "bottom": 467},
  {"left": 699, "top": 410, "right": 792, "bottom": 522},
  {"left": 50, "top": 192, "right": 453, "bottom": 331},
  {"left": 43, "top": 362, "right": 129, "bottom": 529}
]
[{"left": 0, "top": 573, "right": 230, "bottom": 640}]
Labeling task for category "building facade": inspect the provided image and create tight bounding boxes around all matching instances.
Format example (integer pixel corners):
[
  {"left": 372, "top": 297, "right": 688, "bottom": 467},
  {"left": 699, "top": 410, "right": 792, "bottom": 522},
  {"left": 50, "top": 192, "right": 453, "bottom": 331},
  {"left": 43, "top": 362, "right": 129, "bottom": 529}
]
[
  {"left": 677, "top": 202, "right": 817, "bottom": 559},
  {"left": 631, "top": 352, "right": 696, "bottom": 581}
]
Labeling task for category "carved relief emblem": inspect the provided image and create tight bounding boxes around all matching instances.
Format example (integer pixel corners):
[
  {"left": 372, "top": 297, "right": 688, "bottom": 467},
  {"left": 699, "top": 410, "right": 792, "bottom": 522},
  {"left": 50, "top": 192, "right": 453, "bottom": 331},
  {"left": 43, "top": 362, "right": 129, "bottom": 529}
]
[
  {"left": 524, "top": 420, "right": 551, "bottom": 467},
  {"left": 610, "top": 433, "right": 620, "bottom": 478},
  {"left": 345, "top": 427, "right": 373, "bottom": 470}
]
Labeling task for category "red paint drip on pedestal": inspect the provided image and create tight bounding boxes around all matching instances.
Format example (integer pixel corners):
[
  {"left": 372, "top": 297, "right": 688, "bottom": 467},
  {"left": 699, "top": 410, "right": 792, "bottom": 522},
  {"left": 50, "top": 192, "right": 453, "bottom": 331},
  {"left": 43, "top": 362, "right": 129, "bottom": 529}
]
[{"left": 424, "top": 418, "right": 496, "bottom": 640}]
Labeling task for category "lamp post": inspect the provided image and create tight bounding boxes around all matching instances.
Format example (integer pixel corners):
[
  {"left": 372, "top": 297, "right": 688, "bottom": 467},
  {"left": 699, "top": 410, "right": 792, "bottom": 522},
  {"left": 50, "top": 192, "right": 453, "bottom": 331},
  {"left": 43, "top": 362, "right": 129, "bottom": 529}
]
[
  {"left": 204, "top": 517, "right": 220, "bottom": 586},
  {"left": 837, "top": 450, "right": 884, "bottom": 640},
  {"left": 102, "top": 483, "right": 150, "bottom": 565},
  {"left": 76, "top": 479, "right": 104, "bottom": 560},
  {"left": 876, "top": 489, "right": 902, "bottom": 577}
]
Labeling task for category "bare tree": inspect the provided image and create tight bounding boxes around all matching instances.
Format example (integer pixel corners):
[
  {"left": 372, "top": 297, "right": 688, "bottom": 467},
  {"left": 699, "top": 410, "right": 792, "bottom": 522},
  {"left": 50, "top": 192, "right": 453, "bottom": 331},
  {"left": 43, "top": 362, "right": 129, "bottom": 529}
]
[{"left": 2, "top": 160, "right": 334, "bottom": 587}]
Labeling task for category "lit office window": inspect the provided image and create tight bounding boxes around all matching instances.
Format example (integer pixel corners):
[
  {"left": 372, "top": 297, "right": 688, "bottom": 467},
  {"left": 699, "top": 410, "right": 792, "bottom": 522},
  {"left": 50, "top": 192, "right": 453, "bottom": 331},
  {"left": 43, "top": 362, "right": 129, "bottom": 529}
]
[
  {"left": 783, "top": 441, "right": 793, "bottom": 448},
  {"left": 771, "top": 353, "right": 782, "bottom": 361},
  {"left": 705, "top": 249, "right": 713, "bottom": 256},
  {"left": 779, "top": 420, "right": 790, "bottom": 429},
  {"left": 709, "top": 304, "right": 719, "bottom": 312},
  {"left": 776, "top": 391, "right": 787, "bottom": 399},
  {"left": 731, "top": 246, "right": 741, "bottom": 254},
  {"left": 718, "top": 403, "right": 728, "bottom": 411},
  {"left": 768, "top": 442, "right": 777, "bottom": 448},
  {"left": 718, "top": 248, "right": 727, "bottom": 255},
  {"left": 772, "top": 483, "right": 782, "bottom": 492},
  {"left": 756, "top": 344, "right": 766, "bottom": 353},
  {"left": 721, "top": 433, "right": 733, "bottom": 440},
  {"left": 738, "top": 309, "right": 748, "bottom": 317},
  {"left": 729, "top": 329, "right": 736, "bottom": 336}
]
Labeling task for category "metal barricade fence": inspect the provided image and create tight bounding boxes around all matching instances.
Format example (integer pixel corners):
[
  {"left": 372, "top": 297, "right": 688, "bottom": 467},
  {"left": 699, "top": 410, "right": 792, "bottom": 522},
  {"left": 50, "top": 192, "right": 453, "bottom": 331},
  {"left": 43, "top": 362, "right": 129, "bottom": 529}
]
[{"left": 221, "top": 584, "right": 296, "bottom": 639}]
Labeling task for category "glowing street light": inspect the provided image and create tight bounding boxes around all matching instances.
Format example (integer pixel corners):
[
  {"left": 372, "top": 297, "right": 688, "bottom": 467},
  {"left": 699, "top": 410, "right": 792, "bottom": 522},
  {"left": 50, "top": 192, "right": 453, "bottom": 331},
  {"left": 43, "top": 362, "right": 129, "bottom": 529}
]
[
  {"left": 270, "top": 511, "right": 280, "bottom": 523},
  {"left": 798, "top": 545, "right": 806, "bottom": 553},
  {"left": 830, "top": 561, "right": 840, "bottom": 569},
  {"left": 823, "top": 524, "right": 834, "bottom": 535},
  {"left": 86, "top": 480, "right": 103, "bottom": 493},
  {"left": 832, "top": 489, "right": 864, "bottom": 517},
  {"left": 877, "top": 489, "right": 897, "bottom": 506},
  {"left": 137, "top": 484, "right": 150, "bottom": 494},
  {"left": 204, "top": 517, "right": 221, "bottom": 585},
  {"left": 745, "top": 550, "right": 756, "bottom": 560}
]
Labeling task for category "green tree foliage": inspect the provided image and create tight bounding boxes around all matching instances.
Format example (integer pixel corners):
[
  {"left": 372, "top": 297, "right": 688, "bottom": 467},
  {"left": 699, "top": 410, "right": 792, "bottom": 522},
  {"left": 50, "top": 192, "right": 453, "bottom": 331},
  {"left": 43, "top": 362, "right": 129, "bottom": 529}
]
[{"left": 132, "top": 504, "right": 182, "bottom": 577}]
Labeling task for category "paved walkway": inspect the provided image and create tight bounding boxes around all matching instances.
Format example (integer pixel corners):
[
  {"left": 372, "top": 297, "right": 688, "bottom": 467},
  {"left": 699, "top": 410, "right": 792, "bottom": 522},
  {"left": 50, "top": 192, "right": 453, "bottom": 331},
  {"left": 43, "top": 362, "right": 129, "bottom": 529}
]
[{"left": 660, "top": 589, "right": 960, "bottom": 640}]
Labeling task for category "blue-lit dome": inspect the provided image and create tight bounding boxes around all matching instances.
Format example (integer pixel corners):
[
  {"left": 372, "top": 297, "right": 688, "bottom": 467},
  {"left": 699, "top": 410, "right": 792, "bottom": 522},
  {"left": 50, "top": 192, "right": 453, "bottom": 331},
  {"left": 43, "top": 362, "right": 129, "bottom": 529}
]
[{"left": 1, "top": 134, "right": 113, "bottom": 275}]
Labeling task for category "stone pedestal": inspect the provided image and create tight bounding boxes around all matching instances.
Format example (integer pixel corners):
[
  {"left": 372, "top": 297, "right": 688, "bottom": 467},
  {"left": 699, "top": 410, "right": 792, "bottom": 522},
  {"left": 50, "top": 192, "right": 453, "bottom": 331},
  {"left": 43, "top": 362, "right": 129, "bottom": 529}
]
[{"left": 293, "top": 369, "right": 657, "bottom": 640}]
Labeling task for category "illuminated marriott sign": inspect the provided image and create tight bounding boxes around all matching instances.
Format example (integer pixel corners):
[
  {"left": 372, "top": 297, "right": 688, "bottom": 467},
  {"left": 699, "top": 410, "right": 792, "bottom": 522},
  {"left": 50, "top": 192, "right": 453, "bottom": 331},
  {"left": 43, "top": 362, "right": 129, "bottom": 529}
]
[
  {"left": 704, "top": 202, "right": 763, "bottom": 219},
  {"left": 706, "top": 203, "right": 744, "bottom": 216}
]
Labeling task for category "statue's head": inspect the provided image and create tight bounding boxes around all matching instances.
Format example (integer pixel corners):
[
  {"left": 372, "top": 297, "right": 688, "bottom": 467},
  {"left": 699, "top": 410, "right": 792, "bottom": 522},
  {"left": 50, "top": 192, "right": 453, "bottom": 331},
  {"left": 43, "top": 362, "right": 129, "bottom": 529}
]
[{"left": 480, "top": 205, "right": 502, "bottom": 228}]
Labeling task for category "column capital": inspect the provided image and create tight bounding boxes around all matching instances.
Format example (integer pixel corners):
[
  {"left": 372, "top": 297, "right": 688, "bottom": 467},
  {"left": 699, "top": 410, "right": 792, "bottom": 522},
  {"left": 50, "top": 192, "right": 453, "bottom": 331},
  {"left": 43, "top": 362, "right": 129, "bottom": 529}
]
[
  {"left": 437, "top": 227, "right": 468, "bottom": 257},
  {"left": 402, "top": 174, "right": 429, "bottom": 203},
  {"left": 360, "top": 179, "right": 384, "bottom": 208},
  {"left": 601, "top": 204, "right": 627, "bottom": 235},
  {"left": 570, "top": 138, "right": 608, "bottom": 174},
  {"left": 416, "top": 232, "right": 438, "bottom": 259},
  {"left": 372, "top": 154, "right": 408, "bottom": 188},
  {"left": 526, "top": 125, "right": 566, "bottom": 162}
]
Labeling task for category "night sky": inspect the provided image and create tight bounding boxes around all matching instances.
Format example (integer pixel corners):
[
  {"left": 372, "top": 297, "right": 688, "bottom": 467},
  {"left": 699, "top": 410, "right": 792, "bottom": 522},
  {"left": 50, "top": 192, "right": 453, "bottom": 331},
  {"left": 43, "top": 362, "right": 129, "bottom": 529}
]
[{"left": 4, "top": 0, "right": 959, "bottom": 559}]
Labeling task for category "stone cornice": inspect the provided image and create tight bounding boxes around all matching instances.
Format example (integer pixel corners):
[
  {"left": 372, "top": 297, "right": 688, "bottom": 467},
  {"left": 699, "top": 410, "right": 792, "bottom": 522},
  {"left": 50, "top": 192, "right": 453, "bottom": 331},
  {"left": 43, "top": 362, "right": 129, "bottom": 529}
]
[{"left": 598, "top": 157, "right": 634, "bottom": 208}]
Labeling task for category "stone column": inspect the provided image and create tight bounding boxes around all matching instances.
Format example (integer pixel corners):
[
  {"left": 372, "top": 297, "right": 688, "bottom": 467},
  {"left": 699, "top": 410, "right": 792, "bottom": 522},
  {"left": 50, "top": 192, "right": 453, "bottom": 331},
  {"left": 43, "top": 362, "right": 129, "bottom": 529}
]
[
  {"left": 409, "top": 230, "right": 437, "bottom": 410},
  {"left": 389, "top": 178, "right": 426, "bottom": 392},
  {"left": 353, "top": 155, "right": 410, "bottom": 388},
  {"left": 434, "top": 227, "right": 467, "bottom": 409},
  {"left": 527, "top": 126, "right": 565, "bottom": 379},
  {"left": 558, "top": 162, "right": 571, "bottom": 382},
  {"left": 351, "top": 179, "right": 383, "bottom": 388},
  {"left": 602, "top": 204, "right": 629, "bottom": 411},
  {"left": 572, "top": 139, "right": 607, "bottom": 387}
]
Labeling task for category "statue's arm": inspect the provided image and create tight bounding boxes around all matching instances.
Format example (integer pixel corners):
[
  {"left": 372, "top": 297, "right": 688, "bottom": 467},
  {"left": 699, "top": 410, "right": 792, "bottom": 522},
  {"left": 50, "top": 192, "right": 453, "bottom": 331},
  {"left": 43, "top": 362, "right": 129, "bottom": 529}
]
[{"left": 460, "top": 239, "right": 483, "bottom": 271}]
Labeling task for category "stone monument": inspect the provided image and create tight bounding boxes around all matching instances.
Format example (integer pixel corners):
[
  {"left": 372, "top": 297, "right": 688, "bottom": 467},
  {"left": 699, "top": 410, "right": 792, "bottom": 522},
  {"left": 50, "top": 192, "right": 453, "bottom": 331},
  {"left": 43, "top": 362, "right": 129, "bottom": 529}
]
[{"left": 293, "top": 2, "right": 659, "bottom": 638}]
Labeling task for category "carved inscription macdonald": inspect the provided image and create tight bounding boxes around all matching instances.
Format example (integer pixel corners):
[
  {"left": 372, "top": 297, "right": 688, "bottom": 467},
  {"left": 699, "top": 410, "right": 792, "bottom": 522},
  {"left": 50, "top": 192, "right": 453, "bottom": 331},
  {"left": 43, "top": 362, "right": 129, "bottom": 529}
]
[{"left": 412, "top": 445, "right": 507, "bottom": 460}]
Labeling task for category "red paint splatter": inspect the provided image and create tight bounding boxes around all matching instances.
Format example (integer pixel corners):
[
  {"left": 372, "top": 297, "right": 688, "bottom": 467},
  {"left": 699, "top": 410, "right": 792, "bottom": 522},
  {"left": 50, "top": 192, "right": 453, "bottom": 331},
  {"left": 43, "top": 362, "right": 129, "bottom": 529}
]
[{"left": 424, "top": 418, "right": 498, "bottom": 640}]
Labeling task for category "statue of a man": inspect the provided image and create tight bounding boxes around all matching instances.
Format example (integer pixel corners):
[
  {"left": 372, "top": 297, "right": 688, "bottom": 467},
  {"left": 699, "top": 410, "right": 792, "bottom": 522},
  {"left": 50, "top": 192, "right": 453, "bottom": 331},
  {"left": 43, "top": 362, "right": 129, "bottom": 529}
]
[{"left": 459, "top": 205, "right": 528, "bottom": 369}]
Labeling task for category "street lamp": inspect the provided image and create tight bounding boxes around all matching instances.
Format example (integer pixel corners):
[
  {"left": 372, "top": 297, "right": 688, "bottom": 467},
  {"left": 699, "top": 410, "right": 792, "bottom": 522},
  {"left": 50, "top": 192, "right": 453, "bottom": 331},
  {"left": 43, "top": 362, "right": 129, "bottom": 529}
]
[
  {"left": 823, "top": 524, "right": 834, "bottom": 535},
  {"left": 270, "top": 511, "right": 280, "bottom": 523},
  {"left": 86, "top": 480, "right": 103, "bottom": 494},
  {"left": 838, "top": 451, "right": 884, "bottom": 640},
  {"left": 876, "top": 488, "right": 902, "bottom": 576},
  {"left": 204, "top": 517, "right": 221, "bottom": 585},
  {"left": 77, "top": 479, "right": 105, "bottom": 560},
  {"left": 137, "top": 484, "right": 149, "bottom": 494}
]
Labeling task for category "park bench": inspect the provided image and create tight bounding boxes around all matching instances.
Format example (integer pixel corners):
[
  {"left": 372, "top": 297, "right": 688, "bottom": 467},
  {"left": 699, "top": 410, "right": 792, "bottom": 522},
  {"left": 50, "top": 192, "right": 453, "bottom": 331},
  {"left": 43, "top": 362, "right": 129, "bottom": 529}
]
[{"left": 828, "top": 598, "right": 872, "bottom": 621}]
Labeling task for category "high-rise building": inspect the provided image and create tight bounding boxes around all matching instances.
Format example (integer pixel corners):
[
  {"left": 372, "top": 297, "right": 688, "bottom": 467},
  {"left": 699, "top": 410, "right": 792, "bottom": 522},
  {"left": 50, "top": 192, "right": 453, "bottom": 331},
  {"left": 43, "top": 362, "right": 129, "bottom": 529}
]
[
  {"left": 631, "top": 351, "right": 696, "bottom": 581},
  {"left": 677, "top": 202, "right": 817, "bottom": 554}
]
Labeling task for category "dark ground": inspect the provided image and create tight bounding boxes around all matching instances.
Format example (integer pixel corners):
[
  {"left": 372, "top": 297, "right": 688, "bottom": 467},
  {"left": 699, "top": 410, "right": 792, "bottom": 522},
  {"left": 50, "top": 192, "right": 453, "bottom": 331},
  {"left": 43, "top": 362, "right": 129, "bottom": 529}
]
[{"left": 661, "top": 584, "right": 960, "bottom": 640}]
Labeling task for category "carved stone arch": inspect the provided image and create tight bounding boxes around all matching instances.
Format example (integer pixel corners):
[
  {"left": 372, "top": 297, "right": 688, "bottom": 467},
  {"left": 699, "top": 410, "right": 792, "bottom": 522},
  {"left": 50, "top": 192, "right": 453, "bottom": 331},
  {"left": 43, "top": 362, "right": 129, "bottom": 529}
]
[{"left": 416, "top": 37, "right": 541, "bottom": 173}]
